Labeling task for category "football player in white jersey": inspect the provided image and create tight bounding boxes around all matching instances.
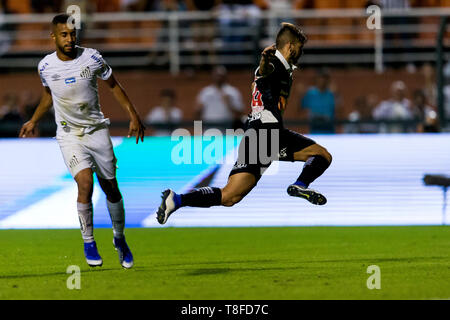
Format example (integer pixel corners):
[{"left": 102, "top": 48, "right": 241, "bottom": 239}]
[{"left": 19, "top": 14, "right": 146, "bottom": 269}]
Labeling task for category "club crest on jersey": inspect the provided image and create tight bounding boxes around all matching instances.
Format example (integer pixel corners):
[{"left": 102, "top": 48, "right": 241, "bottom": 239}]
[
  {"left": 80, "top": 66, "right": 91, "bottom": 79},
  {"left": 65, "top": 77, "right": 76, "bottom": 84}
]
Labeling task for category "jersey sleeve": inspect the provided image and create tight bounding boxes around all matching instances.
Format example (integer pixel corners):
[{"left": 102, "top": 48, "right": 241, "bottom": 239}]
[
  {"left": 37, "top": 61, "right": 49, "bottom": 87},
  {"left": 91, "top": 49, "right": 112, "bottom": 80}
]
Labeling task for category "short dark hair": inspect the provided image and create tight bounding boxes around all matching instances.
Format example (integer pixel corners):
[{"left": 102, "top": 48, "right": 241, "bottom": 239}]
[
  {"left": 275, "top": 23, "right": 307, "bottom": 49},
  {"left": 52, "top": 13, "right": 71, "bottom": 26}
]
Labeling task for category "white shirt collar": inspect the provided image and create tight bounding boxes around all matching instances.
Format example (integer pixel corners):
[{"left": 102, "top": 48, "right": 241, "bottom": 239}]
[{"left": 275, "top": 50, "right": 297, "bottom": 71}]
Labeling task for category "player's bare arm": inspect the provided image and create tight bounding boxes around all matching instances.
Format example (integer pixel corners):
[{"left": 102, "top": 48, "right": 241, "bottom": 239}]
[
  {"left": 259, "top": 44, "right": 276, "bottom": 76},
  {"left": 104, "top": 74, "right": 146, "bottom": 144},
  {"left": 19, "top": 86, "right": 53, "bottom": 138}
]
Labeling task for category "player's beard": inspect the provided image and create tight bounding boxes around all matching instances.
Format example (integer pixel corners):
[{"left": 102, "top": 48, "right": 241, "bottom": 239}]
[
  {"left": 290, "top": 55, "right": 301, "bottom": 67},
  {"left": 61, "top": 44, "right": 76, "bottom": 58},
  {"left": 295, "top": 50, "right": 305, "bottom": 66},
  {"left": 288, "top": 49, "right": 302, "bottom": 67},
  {"left": 294, "top": 49, "right": 304, "bottom": 66}
]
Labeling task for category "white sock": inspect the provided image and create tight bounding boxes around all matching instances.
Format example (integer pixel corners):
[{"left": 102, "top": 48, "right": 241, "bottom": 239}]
[
  {"left": 106, "top": 198, "right": 125, "bottom": 239},
  {"left": 77, "top": 202, "right": 94, "bottom": 243}
]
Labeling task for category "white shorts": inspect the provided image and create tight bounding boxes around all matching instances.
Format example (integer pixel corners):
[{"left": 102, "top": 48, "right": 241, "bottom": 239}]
[{"left": 56, "top": 127, "right": 117, "bottom": 180}]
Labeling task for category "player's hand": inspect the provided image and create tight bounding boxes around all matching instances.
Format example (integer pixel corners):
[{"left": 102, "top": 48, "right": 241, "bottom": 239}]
[
  {"left": 260, "top": 44, "right": 276, "bottom": 75},
  {"left": 261, "top": 44, "right": 276, "bottom": 60},
  {"left": 128, "top": 117, "right": 146, "bottom": 144},
  {"left": 19, "top": 121, "right": 36, "bottom": 138}
]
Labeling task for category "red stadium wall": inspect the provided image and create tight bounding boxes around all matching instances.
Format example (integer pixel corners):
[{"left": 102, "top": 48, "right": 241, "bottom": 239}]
[{"left": 0, "top": 68, "right": 426, "bottom": 135}]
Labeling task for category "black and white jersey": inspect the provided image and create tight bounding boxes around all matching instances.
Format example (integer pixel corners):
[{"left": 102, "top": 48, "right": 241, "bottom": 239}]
[{"left": 249, "top": 50, "right": 295, "bottom": 127}]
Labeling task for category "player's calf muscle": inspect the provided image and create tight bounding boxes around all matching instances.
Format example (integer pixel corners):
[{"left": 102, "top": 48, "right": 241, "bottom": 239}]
[
  {"left": 221, "top": 185, "right": 252, "bottom": 207},
  {"left": 317, "top": 146, "right": 332, "bottom": 164},
  {"left": 221, "top": 191, "right": 243, "bottom": 207}
]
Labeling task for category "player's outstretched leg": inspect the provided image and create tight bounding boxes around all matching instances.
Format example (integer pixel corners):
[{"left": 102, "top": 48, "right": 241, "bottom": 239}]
[
  {"left": 98, "top": 177, "right": 133, "bottom": 269},
  {"left": 288, "top": 144, "right": 332, "bottom": 205},
  {"left": 157, "top": 172, "right": 256, "bottom": 225},
  {"left": 156, "top": 186, "right": 222, "bottom": 224},
  {"left": 75, "top": 168, "right": 103, "bottom": 267}
]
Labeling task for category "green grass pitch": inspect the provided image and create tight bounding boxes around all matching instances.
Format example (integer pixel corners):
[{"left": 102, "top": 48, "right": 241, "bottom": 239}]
[{"left": 0, "top": 226, "right": 449, "bottom": 300}]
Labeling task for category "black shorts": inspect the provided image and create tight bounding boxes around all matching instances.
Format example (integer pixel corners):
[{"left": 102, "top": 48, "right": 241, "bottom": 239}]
[{"left": 229, "top": 122, "right": 315, "bottom": 182}]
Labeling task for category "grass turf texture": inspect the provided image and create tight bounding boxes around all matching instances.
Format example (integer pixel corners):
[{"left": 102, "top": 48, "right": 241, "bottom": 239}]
[{"left": 0, "top": 226, "right": 449, "bottom": 300}]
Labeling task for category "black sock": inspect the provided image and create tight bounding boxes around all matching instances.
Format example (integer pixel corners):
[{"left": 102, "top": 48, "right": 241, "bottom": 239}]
[
  {"left": 296, "top": 155, "right": 331, "bottom": 187},
  {"left": 180, "top": 187, "right": 222, "bottom": 207}
]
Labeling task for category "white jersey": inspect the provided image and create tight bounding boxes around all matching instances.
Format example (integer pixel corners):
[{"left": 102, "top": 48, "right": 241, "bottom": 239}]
[
  {"left": 197, "top": 84, "right": 243, "bottom": 122},
  {"left": 38, "top": 46, "right": 112, "bottom": 135}
]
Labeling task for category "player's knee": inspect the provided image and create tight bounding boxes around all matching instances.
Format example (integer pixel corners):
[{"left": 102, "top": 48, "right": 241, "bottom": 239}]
[
  {"left": 101, "top": 179, "right": 121, "bottom": 201},
  {"left": 106, "top": 188, "right": 122, "bottom": 203},
  {"left": 323, "top": 149, "right": 332, "bottom": 165},
  {"left": 315, "top": 146, "right": 332, "bottom": 164},
  {"left": 76, "top": 177, "right": 93, "bottom": 196}
]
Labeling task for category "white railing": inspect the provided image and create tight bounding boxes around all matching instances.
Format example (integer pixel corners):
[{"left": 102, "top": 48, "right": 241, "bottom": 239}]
[{"left": 0, "top": 8, "right": 449, "bottom": 73}]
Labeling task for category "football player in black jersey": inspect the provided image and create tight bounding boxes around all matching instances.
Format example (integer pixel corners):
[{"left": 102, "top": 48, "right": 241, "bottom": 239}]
[{"left": 156, "top": 23, "right": 332, "bottom": 224}]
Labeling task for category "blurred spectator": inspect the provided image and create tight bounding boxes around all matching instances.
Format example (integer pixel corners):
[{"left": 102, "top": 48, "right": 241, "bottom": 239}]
[
  {"left": 195, "top": 66, "right": 244, "bottom": 132},
  {"left": 145, "top": 88, "right": 183, "bottom": 136},
  {"left": 187, "top": 0, "right": 217, "bottom": 67},
  {"left": 0, "top": 0, "right": 13, "bottom": 55},
  {"left": 301, "top": 69, "right": 336, "bottom": 134},
  {"left": 266, "top": 0, "right": 294, "bottom": 25},
  {"left": 148, "top": 0, "right": 188, "bottom": 66},
  {"left": 20, "top": 90, "right": 56, "bottom": 137},
  {"left": 190, "top": 0, "right": 215, "bottom": 10},
  {"left": 443, "top": 61, "right": 450, "bottom": 120},
  {"left": 31, "top": 0, "right": 62, "bottom": 13},
  {"left": 95, "top": 0, "right": 121, "bottom": 12},
  {"left": 19, "top": 90, "right": 39, "bottom": 121},
  {"left": 155, "top": 0, "right": 188, "bottom": 13},
  {"left": 421, "top": 62, "right": 437, "bottom": 107},
  {"left": 345, "top": 94, "right": 379, "bottom": 133},
  {"left": 216, "top": 0, "right": 264, "bottom": 62},
  {"left": 372, "top": 80, "right": 418, "bottom": 132},
  {"left": 267, "top": 0, "right": 290, "bottom": 11},
  {"left": 0, "top": 93, "right": 19, "bottom": 119},
  {"left": 120, "top": 0, "right": 144, "bottom": 11},
  {"left": 412, "top": 89, "right": 439, "bottom": 132},
  {"left": 373, "top": 0, "right": 417, "bottom": 47}
]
